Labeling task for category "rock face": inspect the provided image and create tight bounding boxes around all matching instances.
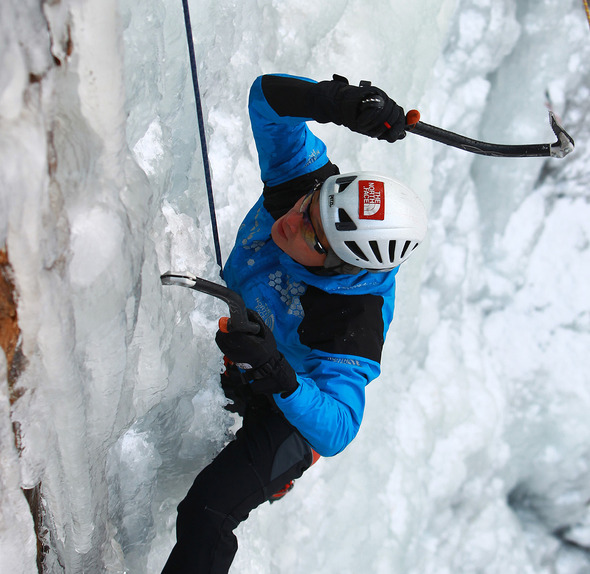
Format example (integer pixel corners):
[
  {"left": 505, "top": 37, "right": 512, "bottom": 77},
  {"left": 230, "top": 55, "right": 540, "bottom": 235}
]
[{"left": 0, "top": 249, "right": 24, "bottom": 404}]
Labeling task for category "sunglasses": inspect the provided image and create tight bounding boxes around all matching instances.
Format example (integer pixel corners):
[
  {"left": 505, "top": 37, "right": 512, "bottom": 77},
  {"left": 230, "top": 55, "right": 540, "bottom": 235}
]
[{"left": 299, "top": 189, "right": 328, "bottom": 255}]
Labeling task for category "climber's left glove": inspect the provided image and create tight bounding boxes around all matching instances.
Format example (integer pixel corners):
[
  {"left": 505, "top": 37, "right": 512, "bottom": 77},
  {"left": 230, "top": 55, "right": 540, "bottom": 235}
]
[
  {"left": 317, "top": 74, "right": 406, "bottom": 142},
  {"left": 261, "top": 73, "right": 406, "bottom": 142}
]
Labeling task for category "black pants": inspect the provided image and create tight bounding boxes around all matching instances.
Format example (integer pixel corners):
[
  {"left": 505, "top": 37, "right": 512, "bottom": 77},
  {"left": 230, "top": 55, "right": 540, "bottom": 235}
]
[{"left": 161, "top": 398, "right": 313, "bottom": 573}]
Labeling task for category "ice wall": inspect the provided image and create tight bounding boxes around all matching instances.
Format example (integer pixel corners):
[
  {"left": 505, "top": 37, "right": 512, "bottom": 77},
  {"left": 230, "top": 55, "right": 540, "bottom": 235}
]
[{"left": 1, "top": 0, "right": 589, "bottom": 573}]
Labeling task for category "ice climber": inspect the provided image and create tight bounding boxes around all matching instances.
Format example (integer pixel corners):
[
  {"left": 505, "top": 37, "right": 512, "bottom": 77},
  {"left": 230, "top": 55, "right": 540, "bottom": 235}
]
[{"left": 162, "top": 73, "right": 428, "bottom": 573}]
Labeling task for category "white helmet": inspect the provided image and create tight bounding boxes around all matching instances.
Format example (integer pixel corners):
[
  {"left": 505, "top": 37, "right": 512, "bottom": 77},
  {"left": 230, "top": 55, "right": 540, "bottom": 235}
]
[{"left": 318, "top": 172, "right": 428, "bottom": 271}]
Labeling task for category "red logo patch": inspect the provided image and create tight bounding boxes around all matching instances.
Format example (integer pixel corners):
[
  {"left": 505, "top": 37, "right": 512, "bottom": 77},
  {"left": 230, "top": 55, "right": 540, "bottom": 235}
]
[{"left": 358, "top": 180, "right": 385, "bottom": 220}]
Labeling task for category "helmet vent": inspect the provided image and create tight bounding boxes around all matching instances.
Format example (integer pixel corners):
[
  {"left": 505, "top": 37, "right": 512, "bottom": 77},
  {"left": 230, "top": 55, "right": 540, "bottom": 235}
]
[
  {"left": 335, "top": 176, "right": 356, "bottom": 193},
  {"left": 345, "top": 241, "right": 369, "bottom": 262},
  {"left": 388, "top": 240, "right": 397, "bottom": 263},
  {"left": 369, "top": 241, "right": 382, "bottom": 263},
  {"left": 400, "top": 240, "right": 412, "bottom": 259},
  {"left": 336, "top": 209, "right": 357, "bottom": 231}
]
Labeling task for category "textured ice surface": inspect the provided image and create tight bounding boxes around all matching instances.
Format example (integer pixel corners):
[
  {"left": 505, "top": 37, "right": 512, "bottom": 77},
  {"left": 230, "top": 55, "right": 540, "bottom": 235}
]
[{"left": 1, "top": 0, "right": 589, "bottom": 572}]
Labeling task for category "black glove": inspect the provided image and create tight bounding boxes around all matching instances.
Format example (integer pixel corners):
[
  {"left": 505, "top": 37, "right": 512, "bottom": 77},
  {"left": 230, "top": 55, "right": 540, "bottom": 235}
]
[
  {"left": 215, "top": 310, "right": 299, "bottom": 398},
  {"left": 220, "top": 360, "right": 270, "bottom": 415},
  {"left": 260, "top": 73, "right": 406, "bottom": 142},
  {"left": 312, "top": 75, "right": 406, "bottom": 142}
]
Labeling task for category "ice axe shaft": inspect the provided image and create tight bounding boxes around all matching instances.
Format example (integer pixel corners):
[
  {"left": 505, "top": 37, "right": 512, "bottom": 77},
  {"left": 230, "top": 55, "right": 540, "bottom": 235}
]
[
  {"left": 161, "top": 272, "right": 260, "bottom": 334},
  {"left": 405, "top": 110, "right": 574, "bottom": 158}
]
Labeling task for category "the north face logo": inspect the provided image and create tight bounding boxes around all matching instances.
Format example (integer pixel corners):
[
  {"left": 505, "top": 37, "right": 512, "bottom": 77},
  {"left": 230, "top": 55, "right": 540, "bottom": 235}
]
[{"left": 358, "top": 180, "right": 385, "bottom": 220}]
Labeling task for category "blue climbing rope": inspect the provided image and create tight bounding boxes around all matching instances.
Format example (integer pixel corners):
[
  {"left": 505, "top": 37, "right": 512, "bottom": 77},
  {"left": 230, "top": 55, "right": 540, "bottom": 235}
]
[{"left": 181, "top": 0, "right": 224, "bottom": 278}]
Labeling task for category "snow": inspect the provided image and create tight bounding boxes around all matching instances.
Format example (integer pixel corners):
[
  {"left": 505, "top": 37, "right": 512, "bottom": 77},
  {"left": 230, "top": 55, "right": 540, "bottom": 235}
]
[{"left": 1, "top": 0, "right": 590, "bottom": 572}]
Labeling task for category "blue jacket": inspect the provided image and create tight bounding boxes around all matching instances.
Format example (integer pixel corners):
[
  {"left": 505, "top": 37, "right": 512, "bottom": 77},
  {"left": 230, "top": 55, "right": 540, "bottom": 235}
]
[{"left": 223, "top": 75, "right": 397, "bottom": 456}]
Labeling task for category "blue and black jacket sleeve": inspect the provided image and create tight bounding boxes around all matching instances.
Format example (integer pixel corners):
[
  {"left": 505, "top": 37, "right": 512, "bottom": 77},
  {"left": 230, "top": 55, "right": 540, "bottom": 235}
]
[{"left": 249, "top": 74, "right": 340, "bottom": 218}]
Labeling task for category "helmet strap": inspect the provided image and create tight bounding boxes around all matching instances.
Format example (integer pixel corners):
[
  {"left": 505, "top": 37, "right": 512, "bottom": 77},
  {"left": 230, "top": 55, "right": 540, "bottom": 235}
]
[
  {"left": 306, "top": 250, "right": 395, "bottom": 276},
  {"left": 318, "top": 249, "right": 363, "bottom": 276}
]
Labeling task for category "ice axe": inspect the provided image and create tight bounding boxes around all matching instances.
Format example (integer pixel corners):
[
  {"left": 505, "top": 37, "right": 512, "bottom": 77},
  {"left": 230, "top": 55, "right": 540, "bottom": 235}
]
[
  {"left": 161, "top": 272, "right": 260, "bottom": 334},
  {"left": 403, "top": 108, "right": 574, "bottom": 158},
  {"left": 364, "top": 92, "right": 574, "bottom": 158}
]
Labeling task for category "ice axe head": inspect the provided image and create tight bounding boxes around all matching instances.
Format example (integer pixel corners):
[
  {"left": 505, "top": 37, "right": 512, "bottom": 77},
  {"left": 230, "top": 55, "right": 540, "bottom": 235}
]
[{"left": 548, "top": 111, "right": 575, "bottom": 158}]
